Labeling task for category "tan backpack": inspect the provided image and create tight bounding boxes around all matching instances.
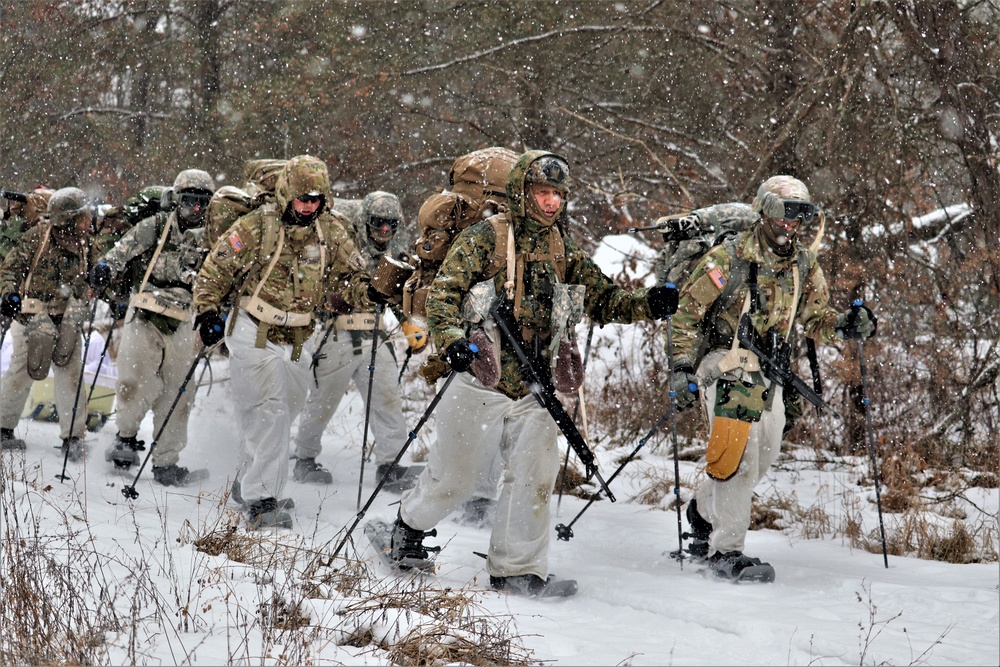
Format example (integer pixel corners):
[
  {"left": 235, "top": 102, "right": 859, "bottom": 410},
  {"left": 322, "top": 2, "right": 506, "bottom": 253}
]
[{"left": 404, "top": 147, "right": 518, "bottom": 322}]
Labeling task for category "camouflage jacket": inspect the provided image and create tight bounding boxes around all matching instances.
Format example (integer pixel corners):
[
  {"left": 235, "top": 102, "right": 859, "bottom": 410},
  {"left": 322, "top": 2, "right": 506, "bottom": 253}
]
[
  {"left": 100, "top": 211, "right": 207, "bottom": 315},
  {"left": 193, "top": 204, "right": 372, "bottom": 345},
  {"left": 672, "top": 225, "right": 840, "bottom": 369},
  {"left": 0, "top": 222, "right": 97, "bottom": 321},
  {"left": 427, "top": 212, "right": 659, "bottom": 401}
]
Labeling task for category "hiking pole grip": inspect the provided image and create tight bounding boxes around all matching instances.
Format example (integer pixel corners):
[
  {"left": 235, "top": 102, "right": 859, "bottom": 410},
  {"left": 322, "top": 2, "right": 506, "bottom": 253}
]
[{"left": 854, "top": 298, "right": 889, "bottom": 568}]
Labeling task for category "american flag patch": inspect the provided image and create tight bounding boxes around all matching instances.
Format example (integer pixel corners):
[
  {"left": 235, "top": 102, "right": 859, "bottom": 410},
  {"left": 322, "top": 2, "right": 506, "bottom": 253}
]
[
  {"left": 227, "top": 231, "right": 244, "bottom": 252},
  {"left": 708, "top": 266, "right": 727, "bottom": 290}
]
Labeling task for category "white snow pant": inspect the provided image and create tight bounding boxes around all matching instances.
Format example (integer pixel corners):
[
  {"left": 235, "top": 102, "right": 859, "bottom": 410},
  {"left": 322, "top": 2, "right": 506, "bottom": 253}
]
[
  {"left": 0, "top": 318, "right": 86, "bottom": 440},
  {"left": 114, "top": 312, "right": 198, "bottom": 467},
  {"left": 694, "top": 349, "right": 785, "bottom": 556},
  {"left": 293, "top": 329, "right": 407, "bottom": 466},
  {"left": 400, "top": 372, "right": 560, "bottom": 579},
  {"left": 228, "top": 316, "right": 311, "bottom": 504}
]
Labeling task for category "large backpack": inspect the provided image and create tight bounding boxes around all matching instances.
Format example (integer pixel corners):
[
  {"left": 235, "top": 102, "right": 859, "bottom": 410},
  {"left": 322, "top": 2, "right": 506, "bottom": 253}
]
[
  {"left": 204, "top": 159, "right": 286, "bottom": 250},
  {"left": 403, "top": 147, "right": 518, "bottom": 324}
]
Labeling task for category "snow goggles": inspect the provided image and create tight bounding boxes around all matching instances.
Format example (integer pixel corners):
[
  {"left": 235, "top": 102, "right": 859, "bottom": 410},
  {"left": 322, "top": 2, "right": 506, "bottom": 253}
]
[
  {"left": 781, "top": 200, "right": 817, "bottom": 223},
  {"left": 178, "top": 192, "right": 211, "bottom": 209},
  {"left": 296, "top": 193, "right": 323, "bottom": 204},
  {"left": 369, "top": 215, "right": 399, "bottom": 231}
]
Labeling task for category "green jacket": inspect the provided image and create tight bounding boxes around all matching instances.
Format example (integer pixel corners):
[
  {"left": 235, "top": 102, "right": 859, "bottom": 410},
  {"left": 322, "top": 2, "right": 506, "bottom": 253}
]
[{"left": 672, "top": 225, "right": 840, "bottom": 369}]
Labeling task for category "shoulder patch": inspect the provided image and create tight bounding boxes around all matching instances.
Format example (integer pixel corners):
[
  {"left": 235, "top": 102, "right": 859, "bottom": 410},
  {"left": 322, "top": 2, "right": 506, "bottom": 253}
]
[
  {"left": 708, "top": 266, "right": 727, "bottom": 290},
  {"left": 227, "top": 231, "right": 245, "bottom": 252}
]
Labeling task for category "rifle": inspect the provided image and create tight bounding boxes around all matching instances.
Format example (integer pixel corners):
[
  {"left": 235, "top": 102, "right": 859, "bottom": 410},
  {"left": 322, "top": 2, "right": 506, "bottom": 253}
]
[
  {"left": 735, "top": 313, "right": 841, "bottom": 420},
  {"left": 1, "top": 189, "right": 27, "bottom": 203},
  {"left": 489, "top": 293, "right": 615, "bottom": 501},
  {"left": 628, "top": 214, "right": 709, "bottom": 241}
]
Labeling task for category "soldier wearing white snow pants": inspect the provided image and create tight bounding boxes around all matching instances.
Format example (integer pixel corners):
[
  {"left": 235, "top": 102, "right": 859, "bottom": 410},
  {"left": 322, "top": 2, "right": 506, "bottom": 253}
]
[
  {"left": 193, "top": 155, "right": 373, "bottom": 529},
  {"left": 293, "top": 323, "right": 408, "bottom": 483},
  {"left": 400, "top": 372, "right": 557, "bottom": 574},
  {"left": 388, "top": 151, "right": 676, "bottom": 597}
]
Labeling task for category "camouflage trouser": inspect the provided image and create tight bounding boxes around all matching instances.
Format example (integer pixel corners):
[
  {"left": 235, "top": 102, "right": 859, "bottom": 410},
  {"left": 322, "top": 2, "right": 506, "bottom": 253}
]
[
  {"left": 293, "top": 330, "right": 407, "bottom": 466},
  {"left": 228, "top": 316, "right": 311, "bottom": 504},
  {"left": 400, "top": 372, "right": 560, "bottom": 579},
  {"left": 114, "top": 313, "right": 198, "bottom": 467},
  {"left": 693, "top": 348, "right": 785, "bottom": 556},
  {"left": 0, "top": 318, "right": 87, "bottom": 440}
]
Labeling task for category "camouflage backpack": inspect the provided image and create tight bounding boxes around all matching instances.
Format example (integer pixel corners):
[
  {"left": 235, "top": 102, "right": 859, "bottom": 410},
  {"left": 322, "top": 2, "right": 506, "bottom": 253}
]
[
  {"left": 403, "top": 147, "right": 518, "bottom": 324},
  {"left": 204, "top": 159, "right": 287, "bottom": 250}
]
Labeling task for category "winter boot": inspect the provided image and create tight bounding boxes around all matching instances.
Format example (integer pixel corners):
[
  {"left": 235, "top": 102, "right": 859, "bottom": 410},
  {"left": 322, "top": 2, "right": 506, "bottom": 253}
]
[
  {"left": 490, "top": 574, "right": 579, "bottom": 598},
  {"left": 684, "top": 498, "right": 713, "bottom": 560},
  {"left": 230, "top": 480, "right": 295, "bottom": 510},
  {"left": 246, "top": 497, "right": 293, "bottom": 530},
  {"left": 376, "top": 461, "right": 418, "bottom": 492},
  {"left": 61, "top": 436, "right": 85, "bottom": 463},
  {"left": 390, "top": 514, "right": 439, "bottom": 566},
  {"left": 457, "top": 496, "right": 496, "bottom": 528},
  {"left": 105, "top": 434, "right": 145, "bottom": 470},
  {"left": 706, "top": 550, "right": 775, "bottom": 583},
  {"left": 153, "top": 465, "right": 191, "bottom": 487},
  {"left": 0, "top": 427, "right": 26, "bottom": 450},
  {"left": 292, "top": 457, "right": 333, "bottom": 485}
]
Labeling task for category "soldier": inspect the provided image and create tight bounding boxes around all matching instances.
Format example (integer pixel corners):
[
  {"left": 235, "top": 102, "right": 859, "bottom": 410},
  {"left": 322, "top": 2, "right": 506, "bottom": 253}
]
[
  {"left": 389, "top": 150, "right": 678, "bottom": 597},
  {"left": 192, "top": 155, "right": 374, "bottom": 529},
  {"left": 0, "top": 187, "right": 97, "bottom": 458},
  {"left": 89, "top": 169, "right": 215, "bottom": 486},
  {"left": 291, "top": 191, "right": 417, "bottom": 488},
  {"left": 671, "top": 175, "right": 876, "bottom": 580}
]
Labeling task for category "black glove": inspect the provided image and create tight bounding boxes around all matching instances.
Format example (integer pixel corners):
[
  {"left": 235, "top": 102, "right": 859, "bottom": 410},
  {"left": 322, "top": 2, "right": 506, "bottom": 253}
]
[
  {"left": 0, "top": 293, "right": 22, "bottom": 318},
  {"left": 89, "top": 261, "right": 112, "bottom": 289},
  {"left": 669, "top": 366, "right": 699, "bottom": 411},
  {"left": 835, "top": 303, "right": 877, "bottom": 340},
  {"left": 648, "top": 283, "right": 680, "bottom": 319},
  {"left": 195, "top": 311, "right": 226, "bottom": 347},
  {"left": 443, "top": 338, "right": 477, "bottom": 373},
  {"left": 366, "top": 282, "right": 391, "bottom": 306}
]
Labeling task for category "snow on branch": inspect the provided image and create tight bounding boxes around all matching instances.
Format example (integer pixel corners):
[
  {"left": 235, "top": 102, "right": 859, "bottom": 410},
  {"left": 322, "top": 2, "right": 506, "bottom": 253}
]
[{"left": 58, "top": 107, "right": 172, "bottom": 121}]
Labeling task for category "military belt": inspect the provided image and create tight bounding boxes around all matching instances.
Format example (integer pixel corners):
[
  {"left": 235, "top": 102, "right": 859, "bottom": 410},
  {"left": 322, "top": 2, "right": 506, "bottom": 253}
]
[{"left": 19, "top": 297, "right": 65, "bottom": 316}]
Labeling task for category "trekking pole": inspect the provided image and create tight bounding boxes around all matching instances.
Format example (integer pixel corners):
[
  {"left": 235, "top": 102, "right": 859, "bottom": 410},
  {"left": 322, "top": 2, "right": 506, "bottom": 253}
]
[
  {"left": 554, "top": 405, "right": 673, "bottom": 541},
  {"left": 83, "top": 322, "right": 115, "bottom": 406},
  {"left": 121, "top": 345, "right": 213, "bottom": 500},
  {"left": 357, "top": 303, "right": 384, "bottom": 511},
  {"left": 309, "top": 317, "right": 337, "bottom": 387},
  {"left": 853, "top": 299, "right": 889, "bottom": 568},
  {"left": 664, "top": 300, "right": 687, "bottom": 568},
  {"left": 328, "top": 367, "right": 461, "bottom": 565},
  {"left": 57, "top": 297, "right": 101, "bottom": 482},
  {"left": 556, "top": 319, "right": 595, "bottom": 515},
  {"left": 397, "top": 347, "right": 413, "bottom": 384}
]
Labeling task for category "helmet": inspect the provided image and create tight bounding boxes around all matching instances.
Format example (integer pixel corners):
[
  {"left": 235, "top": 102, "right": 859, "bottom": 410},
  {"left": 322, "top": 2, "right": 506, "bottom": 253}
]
[
  {"left": 752, "top": 175, "right": 816, "bottom": 222},
  {"left": 524, "top": 155, "right": 570, "bottom": 193},
  {"left": 275, "top": 155, "right": 331, "bottom": 224},
  {"left": 173, "top": 169, "right": 214, "bottom": 195},
  {"left": 47, "top": 187, "right": 89, "bottom": 227}
]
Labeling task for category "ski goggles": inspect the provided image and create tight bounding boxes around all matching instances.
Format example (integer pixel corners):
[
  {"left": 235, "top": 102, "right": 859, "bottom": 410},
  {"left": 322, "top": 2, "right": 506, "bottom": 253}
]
[
  {"left": 296, "top": 193, "right": 323, "bottom": 204},
  {"left": 178, "top": 192, "right": 212, "bottom": 209},
  {"left": 780, "top": 199, "right": 817, "bottom": 223},
  {"left": 369, "top": 215, "right": 399, "bottom": 231}
]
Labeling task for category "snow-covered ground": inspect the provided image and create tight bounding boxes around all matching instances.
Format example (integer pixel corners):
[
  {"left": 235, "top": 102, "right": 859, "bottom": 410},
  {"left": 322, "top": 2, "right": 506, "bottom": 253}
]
[{"left": 1, "top": 234, "right": 996, "bottom": 665}]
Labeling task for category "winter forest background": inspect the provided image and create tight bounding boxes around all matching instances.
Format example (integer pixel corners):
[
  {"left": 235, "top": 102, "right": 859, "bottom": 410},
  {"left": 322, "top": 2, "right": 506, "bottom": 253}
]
[{"left": 0, "top": 1, "right": 998, "bottom": 664}]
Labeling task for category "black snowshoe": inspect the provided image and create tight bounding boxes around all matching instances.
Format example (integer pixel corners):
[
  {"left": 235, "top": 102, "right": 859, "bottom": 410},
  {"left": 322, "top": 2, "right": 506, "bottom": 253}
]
[
  {"left": 60, "top": 436, "right": 85, "bottom": 463},
  {"left": 292, "top": 457, "right": 333, "bottom": 485},
  {"left": 152, "top": 464, "right": 210, "bottom": 487},
  {"left": 0, "top": 427, "right": 26, "bottom": 450},
  {"left": 683, "top": 499, "right": 713, "bottom": 560},
  {"left": 490, "top": 574, "right": 579, "bottom": 599},
  {"left": 366, "top": 514, "right": 439, "bottom": 572},
  {"left": 705, "top": 550, "right": 776, "bottom": 583},
  {"left": 376, "top": 461, "right": 423, "bottom": 493},
  {"left": 105, "top": 435, "right": 145, "bottom": 470},
  {"left": 246, "top": 497, "right": 293, "bottom": 530},
  {"left": 230, "top": 480, "right": 294, "bottom": 510}
]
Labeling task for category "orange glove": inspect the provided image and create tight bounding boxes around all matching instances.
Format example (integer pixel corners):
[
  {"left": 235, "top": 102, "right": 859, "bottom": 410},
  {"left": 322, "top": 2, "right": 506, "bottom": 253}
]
[{"left": 402, "top": 321, "right": 428, "bottom": 351}]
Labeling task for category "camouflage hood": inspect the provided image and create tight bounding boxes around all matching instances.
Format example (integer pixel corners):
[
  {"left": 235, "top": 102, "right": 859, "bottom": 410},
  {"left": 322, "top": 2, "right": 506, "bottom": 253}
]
[
  {"left": 275, "top": 155, "right": 331, "bottom": 214},
  {"left": 505, "top": 150, "right": 569, "bottom": 230}
]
